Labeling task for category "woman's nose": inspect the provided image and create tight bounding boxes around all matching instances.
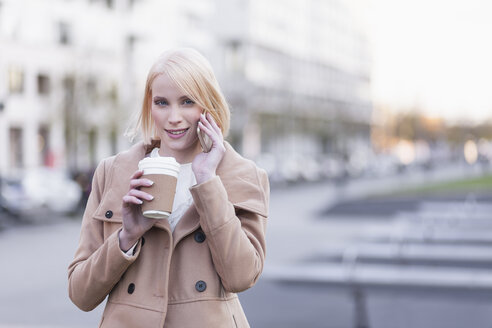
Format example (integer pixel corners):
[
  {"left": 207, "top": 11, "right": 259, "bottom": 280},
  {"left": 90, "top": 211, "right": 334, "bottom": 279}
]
[{"left": 168, "top": 106, "right": 182, "bottom": 123}]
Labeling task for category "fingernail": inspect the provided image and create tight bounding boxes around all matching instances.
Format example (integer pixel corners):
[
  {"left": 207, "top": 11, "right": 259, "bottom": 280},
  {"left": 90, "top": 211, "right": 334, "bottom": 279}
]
[
  {"left": 148, "top": 195, "right": 154, "bottom": 200},
  {"left": 138, "top": 199, "right": 143, "bottom": 204},
  {"left": 146, "top": 180, "right": 154, "bottom": 186}
]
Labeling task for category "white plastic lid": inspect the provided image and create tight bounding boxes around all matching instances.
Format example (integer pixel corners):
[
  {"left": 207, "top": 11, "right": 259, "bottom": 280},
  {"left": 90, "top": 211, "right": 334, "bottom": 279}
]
[{"left": 138, "top": 156, "right": 180, "bottom": 177}]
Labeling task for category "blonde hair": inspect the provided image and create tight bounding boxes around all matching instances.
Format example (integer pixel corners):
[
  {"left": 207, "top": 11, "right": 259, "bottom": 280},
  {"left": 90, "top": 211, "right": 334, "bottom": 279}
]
[{"left": 126, "top": 48, "right": 230, "bottom": 144}]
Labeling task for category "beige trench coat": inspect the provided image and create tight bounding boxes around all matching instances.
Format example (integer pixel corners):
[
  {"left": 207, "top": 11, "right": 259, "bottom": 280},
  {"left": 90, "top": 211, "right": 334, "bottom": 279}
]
[{"left": 68, "top": 141, "right": 269, "bottom": 327}]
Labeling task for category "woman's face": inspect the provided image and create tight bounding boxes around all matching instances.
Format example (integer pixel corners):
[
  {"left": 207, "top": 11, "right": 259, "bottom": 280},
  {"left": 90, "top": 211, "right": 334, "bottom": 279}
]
[{"left": 151, "top": 73, "right": 202, "bottom": 163}]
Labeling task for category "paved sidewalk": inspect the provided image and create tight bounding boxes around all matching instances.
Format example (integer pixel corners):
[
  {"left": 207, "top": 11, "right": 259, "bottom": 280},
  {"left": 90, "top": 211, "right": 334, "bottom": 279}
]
[
  {"left": 264, "top": 181, "right": 390, "bottom": 265},
  {"left": 0, "top": 221, "right": 104, "bottom": 327}
]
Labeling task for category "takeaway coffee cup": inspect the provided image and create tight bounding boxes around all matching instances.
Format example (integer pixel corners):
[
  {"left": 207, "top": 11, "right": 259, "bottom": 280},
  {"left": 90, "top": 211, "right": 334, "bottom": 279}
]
[{"left": 138, "top": 156, "right": 180, "bottom": 219}]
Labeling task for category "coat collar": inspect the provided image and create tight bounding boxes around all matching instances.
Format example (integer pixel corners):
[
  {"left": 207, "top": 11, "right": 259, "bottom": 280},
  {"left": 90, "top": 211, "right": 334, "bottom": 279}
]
[{"left": 112, "top": 140, "right": 268, "bottom": 244}]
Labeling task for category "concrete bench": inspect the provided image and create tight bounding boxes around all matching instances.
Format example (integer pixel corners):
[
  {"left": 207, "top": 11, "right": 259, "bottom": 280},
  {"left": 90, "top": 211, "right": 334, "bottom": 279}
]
[
  {"left": 418, "top": 201, "right": 492, "bottom": 214},
  {"left": 394, "top": 212, "right": 492, "bottom": 229},
  {"left": 315, "top": 242, "right": 492, "bottom": 268},
  {"left": 264, "top": 262, "right": 492, "bottom": 292},
  {"left": 364, "top": 229, "right": 492, "bottom": 246}
]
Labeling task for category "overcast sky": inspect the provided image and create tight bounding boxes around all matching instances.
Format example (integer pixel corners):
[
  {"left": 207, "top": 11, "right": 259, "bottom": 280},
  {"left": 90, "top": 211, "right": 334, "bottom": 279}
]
[{"left": 368, "top": 0, "right": 492, "bottom": 123}]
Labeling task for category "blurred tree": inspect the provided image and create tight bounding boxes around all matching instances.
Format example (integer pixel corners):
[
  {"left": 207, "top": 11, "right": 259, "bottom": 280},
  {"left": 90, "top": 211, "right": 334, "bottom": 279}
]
[{"left": 372, "top": 105, "right": 492, "bottom": 153}]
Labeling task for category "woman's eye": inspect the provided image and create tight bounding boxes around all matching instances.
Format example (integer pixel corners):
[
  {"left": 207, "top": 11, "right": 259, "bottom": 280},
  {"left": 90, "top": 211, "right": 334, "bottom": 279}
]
[
  {"left": 183, "top": 99, "right": 195, "bottom": 105},
  {"left": 154, "top": 99, "right": 167, "bottom": 106}
]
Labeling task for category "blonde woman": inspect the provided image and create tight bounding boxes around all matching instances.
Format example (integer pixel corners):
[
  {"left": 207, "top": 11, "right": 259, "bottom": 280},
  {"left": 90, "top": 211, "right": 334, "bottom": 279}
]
[{"left": 68, "top": 48, "right": 269, "bottom": 327}]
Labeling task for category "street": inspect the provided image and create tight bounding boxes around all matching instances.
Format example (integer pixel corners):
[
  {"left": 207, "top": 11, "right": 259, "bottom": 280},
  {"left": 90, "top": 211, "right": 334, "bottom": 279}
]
[
  {"left": 1, "top": 168, "right": 492, "bottom": 327},
  {"left": 0, "top": 221, "right": 103, "bottom": 328}
]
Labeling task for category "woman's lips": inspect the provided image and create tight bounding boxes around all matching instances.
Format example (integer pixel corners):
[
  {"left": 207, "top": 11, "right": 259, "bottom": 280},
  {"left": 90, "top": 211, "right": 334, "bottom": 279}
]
[{"left": 165, "top": 128, "right": 189, "bottom": 139}]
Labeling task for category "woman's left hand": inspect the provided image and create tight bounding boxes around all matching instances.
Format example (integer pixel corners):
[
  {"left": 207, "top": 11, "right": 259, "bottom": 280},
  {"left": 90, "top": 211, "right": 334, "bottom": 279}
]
[{"left": 192, "top": 113, "right": 226, "bottom": 184}]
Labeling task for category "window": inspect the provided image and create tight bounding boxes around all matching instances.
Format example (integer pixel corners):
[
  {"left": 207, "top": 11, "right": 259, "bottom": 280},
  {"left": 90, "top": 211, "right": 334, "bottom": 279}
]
[
  {"left": 63, "top": 76, "right": 75, "bottom": 103},
  {"left": 88, "top": 0, "right": 114, "bottom": 8},
  {"left": 9, "top": 127, "right": 23, "bottom": 168},
  {"left": 110, "top": 126, "right": 118, "bottom": 155},
  {"left": 126, "top": 34, "right": 136, "bottom": 52},
  {"left": 37, "top": 74, "right": 50, "bottom": 95},
  {"left": 58, "top": 22, "right": 71, "bottom": 45},
  {"left": 38, "top": 126, "right": 50, "bottom": 166},
  {"left": 8, "top": 66, "right": 24, "bottom": 94},
  {"left": 225, "top": 40, "right": 243, "bottom": 74},
  {"left": 88, "top": 128, "right": 97, "bottom": 167},
  {"left": 86, "top": 78, "right": 97, "bottom": 104}
]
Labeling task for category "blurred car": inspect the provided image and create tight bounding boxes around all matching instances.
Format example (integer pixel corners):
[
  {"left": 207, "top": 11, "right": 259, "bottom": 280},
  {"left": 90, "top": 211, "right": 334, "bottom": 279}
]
[
  {"left": 277, "top": 154, "right": 323, "bottom": 183},
  {"left": 1, "top": 168, "right": 82, "bottom": 218},
  {"left": 1, "top": 176, "right": 31, "bottom": 216},
  {"left": 255, "top": 153, "right": 323, "bottom": 184},
  {"left": 364, "top": 153, "right": 400, "bottom": 178},
  {"left": 319, "top": 156, "right": 346, "bottom": 180}
]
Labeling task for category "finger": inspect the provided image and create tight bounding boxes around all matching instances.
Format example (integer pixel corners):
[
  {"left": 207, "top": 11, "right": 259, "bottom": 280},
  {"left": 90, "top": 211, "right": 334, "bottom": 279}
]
[
  {"left": 207, "top": 113, "right": 222, "bottom": 135},
  {"left": 200, "top": 113, "right": 214, "bottom": 130},
  {"left": 198, "top": 120, "right": 212, "bottom": 135},
  {"left": 130, "top": 169, "right": 144, "bottom": 180},
  {"left": 199, "top": 113, "right": 224, "bottom": 146},
  {"left": 130, "top": 178, "right": 154, "bottom": 189},
  {"left": 200, "top": 113, "right": 219, "bottom": 136},
  {"left": 198, "top": 121, "right": 221, "bottom": 145},
  {"left": 128, "top": 189, "right": 154, "bottom": 201},
  {"left": 198, "top": 119, "right": 217, "bottom": 141},
  {"left": 123, "top": 194, "right": 143, "bottom": 205}
]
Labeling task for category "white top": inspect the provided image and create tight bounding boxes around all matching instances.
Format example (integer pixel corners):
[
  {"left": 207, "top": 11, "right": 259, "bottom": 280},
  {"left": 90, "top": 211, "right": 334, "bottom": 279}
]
[{"left": 168, "top": 162, "right": 196, "bottom": 232}]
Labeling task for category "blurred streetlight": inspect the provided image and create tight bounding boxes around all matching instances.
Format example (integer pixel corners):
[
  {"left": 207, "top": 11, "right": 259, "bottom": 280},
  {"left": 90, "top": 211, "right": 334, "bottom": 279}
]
[
  {"left": 464, "top": 140, "right": 478, "bottom": 164},
  {"left": 396, "top": 139, "right": 415, "bottom": 165}
]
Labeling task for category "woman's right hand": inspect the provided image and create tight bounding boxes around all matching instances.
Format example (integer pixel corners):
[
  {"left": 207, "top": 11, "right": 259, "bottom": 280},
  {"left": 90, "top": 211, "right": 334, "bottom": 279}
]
[{"left": 120, "top": 169, "right": 157, "bottom": 252}]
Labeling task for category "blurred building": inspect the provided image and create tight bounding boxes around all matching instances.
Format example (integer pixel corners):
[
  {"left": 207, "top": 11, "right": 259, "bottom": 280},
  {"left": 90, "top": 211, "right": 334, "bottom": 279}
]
[
  {"left": 213, "top": 0, "right": 372, "bottom": 164},
  {"left": 0, "top": 0, "right": 371, "bottom": 178},
  {"left": 0, "top": 0, "right": 136, "bottom": 175}
]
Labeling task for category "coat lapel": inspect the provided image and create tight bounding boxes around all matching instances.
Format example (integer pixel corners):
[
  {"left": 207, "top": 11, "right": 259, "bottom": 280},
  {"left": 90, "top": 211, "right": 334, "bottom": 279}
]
[{"left": 172, "top": 205, "right": 200, "bottom": 247}]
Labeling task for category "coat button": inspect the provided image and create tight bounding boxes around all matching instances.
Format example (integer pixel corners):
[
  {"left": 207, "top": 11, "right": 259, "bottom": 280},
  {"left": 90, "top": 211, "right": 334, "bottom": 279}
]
[
  {"left": 128, "top": 283, "right": 135, "bottom": 294},
  {"left": 194, "top": 230, "right": 206, "bottom": 243},
  {"left": 105, "top": 210, "right": 113, "bottom": 219},
  {"left": 195, "top": 280, "right": 207, "bottom": 292}
]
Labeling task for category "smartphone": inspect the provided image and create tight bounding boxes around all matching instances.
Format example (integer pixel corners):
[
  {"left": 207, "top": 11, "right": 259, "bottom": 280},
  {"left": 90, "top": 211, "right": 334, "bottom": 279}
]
[{"left": 197, "top": 126, "right": 213, "bottom": 153}]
